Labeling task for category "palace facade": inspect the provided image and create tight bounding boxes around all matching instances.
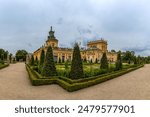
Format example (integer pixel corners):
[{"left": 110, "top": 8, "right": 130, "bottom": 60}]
[{"left": 33, "top": 27, "right": 117, "bottom": 63}]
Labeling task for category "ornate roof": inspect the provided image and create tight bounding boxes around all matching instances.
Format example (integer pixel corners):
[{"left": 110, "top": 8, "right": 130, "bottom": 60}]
[
  {"left": 47, "top": 26, "right": 58, "bottom": 42},
  {"left": 87, "top": 38, "right": 107, "bottom": 45}
]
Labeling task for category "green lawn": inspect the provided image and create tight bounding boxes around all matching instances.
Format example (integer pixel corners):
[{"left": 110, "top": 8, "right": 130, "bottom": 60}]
[
  {"left": 56, "top": 63, "right": 101, "bottom": 70},
  {"left": 55, "top": 63, "right": 135, "bottom": 78},
  {"left": 0, "top": 63, "right": 9, "bottom": 69},
  {"left": 56, "top": 63, "right": 133, "bottom": 71},
  {"left": 0, "top": 63, "right": 3, "bottom": 67}
]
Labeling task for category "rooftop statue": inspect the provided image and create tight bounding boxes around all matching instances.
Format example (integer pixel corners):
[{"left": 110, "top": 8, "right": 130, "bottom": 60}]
[{"left": 48, "top": 26, "right": 55, "bottom": 39}]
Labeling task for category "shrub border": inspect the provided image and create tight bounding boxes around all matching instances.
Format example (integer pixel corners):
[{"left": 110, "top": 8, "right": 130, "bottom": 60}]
[
  {"left": 26, "top": 64, "right": 144, "bottom": 92},
  {"left": 0, "top": 64, "right": 9, "bottom": 70}
]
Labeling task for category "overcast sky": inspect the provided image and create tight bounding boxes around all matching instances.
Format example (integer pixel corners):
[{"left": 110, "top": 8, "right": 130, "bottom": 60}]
[{"left": 0, "top": 0, "right": 150, "bottom": 56}]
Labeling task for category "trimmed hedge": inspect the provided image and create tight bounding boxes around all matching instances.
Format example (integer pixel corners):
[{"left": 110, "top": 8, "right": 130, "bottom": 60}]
[
  {"left": 0, "top": 64, "right": 9, "bottom": 70},
  {"left": 58, "top": 64, "right": 142, "bottom": 84},
  {"left": 26, "top": 64, "right": 144, "bottom": 92}
]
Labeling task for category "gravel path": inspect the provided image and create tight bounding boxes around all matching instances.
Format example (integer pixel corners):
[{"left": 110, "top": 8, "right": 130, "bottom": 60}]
[{"left": 0, "top": 63, "right": 150, "bottom": 100}]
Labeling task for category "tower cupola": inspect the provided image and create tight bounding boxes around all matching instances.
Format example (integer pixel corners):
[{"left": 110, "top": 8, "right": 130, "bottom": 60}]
[{"left": 46, "top": 26, "right": 58, "bottom": 48}]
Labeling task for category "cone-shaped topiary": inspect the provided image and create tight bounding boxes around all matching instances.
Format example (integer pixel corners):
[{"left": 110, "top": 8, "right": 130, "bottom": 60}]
[
  {"left": 83, "top": 58, "right": 87, "bottom": 63},
  {"left": 35, "top": 56, "right": 38, "bottom": 66},
  {"left": 100, "top": 53, "right": 108, "bottom": 69},
  {"left": 95, "top": 58, "right": 98, "bottom": 63},
  {"left": 133, "top": 56, "right": 137, "bottom": 65},
  {"left": 30, "top": 55, "right": 34, "bottom": 66},
  {"left": 38, "top": 49, "right": 45, "bottom": 73},
  {"left": 58, "top": 57, "right": 61, "bottom": 63},
  {"left": 42, "top": 46, "right": 57, "bottom": 77},
  {"left": 62, "top": 58, "right": 64, "bottom": 63},
  {"left": 70, "top": 43, "right": 84, "bottom": 79},
  {"left": 65, "top": 60, "right": 69, "bottom": 70},
  {"left": 40, "top": 49, "right": 45, "bottom": 66},
  {"left": 90, "top": 59, "right": 93, "bottom": 63},
  {"left": 115, "top": 52, "right": 122, "bottom": 70}
]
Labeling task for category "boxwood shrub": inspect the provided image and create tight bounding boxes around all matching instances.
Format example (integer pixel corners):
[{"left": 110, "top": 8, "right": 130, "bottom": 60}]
[{"left": 26, "top": 64, "right": 144, "bottom": 92}]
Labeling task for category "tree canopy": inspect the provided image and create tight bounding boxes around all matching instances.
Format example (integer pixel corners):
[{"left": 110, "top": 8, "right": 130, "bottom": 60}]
[
  {"left": 122, "top": 51, "right": 135, "bottom": 64},
  {"left": 15, "top": 50, "right": 28, "bottom": 61},
  {"left": 0, "top": 48, "right": 8, "bottom": 61}
]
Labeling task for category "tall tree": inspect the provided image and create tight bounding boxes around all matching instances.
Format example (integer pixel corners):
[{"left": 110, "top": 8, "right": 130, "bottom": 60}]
[
  {"left": 137, "top": 55, "right": 141, "bottom": 64},
  {"left": 9, "top": 53, "right": 12, "bottom": 63},
  {"left": 122, "top": 51, "right": 134, "bottom": 64},
  {"left": 90, "top": 59, "right": 93, "bottom": 63},
  {"left": 111, "top": 49, "right": 116, "bottom": 53},
  {"left": 30, "top": 55, "right": 34, "bottom": 66},
  {"left": 38, "top": 49, "right": 45, "bottom": 73},
  {"left": 42, "top": 46, "right": 57, "bottom": 77},
  {"left": 145, "top": 56, "right": 150, "bottom": 64},
  {"left": 100, "top": 53, "right": 108, "bottom": 69},
  {"left": 62, "top": 58, "right": 64, "bottom": 63},
  {"left": 58, "top": 57, "right": 61, "bottom": 63},
  {"left": 40, "top": 49, "right": 45, "bottom": 66},
  {"left": 133, "top": 56, "right": 138, "bottom": 65},
  {"left": 95, "top": 58, "right": 98, "bottom": 63},
  {"left": 15, "top": 50, "right": 28, "bottom": 61},
  {"left": 83, "top": 57, "right": 87, "bottom": 63},
  {"left": 35, "top": 56, "right": 38, "bottom": 65},
  {"left": 65, "top": 60, "right": 69, "bottom": 70},
  {"left": 70, "top": 43, "right": 84, "bottom": 79},
  {"left": 0, "top": 49, "right": 4, "bottom": 59},
  {"left": 4, "top": 51, "right": 8, "bottom": 60},
  {"left": 0, "top": 48, "right": 7, "bottom": 60},
  {"left": 115, "top": 52, "right": 122, "bottom": 70}
]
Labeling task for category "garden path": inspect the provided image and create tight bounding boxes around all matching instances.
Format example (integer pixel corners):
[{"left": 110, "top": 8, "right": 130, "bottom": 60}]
[{"left": 0, "top": 63, "right": 150, "bottom": 99}]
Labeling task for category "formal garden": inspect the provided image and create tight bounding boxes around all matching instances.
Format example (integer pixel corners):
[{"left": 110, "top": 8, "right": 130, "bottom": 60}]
[{"left": 26, "top": 43, "right": 145, "bottom": 92}]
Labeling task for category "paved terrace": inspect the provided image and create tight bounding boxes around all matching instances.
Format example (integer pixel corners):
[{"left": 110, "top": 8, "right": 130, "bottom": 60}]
[{"left": 0, "top": 63, "right": 150, "bottom": 100}]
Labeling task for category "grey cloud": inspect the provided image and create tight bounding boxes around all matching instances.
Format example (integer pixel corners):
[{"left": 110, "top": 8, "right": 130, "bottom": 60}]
[
  {"left": 122, "top": 45, "right": 149, "bottom": 57},
  {"left": 122, "top": 46, "right": 150, "bottom": 54},
  {"left": 57, "top": 18, "right": 63, "bottom": 25},
  {"left": 27, "top": 43, "right": 33, "bottom": 48},
  {"left": 76, "top": 25, "right": 101, "bottom": 43},
  {"left": 0, "top": 0, "right": 150, "bottom": 56},
  {"left": 77, "top": 26, "right": 92, "bottom": 35}
]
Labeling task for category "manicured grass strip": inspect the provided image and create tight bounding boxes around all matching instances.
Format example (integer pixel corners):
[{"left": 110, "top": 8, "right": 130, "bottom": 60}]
[
  {"left": 59, "top": 64, "right": 143, "bottom": 84},
  {"left": 67, "top": 65, "right": 144, "bottom": 92},
  {"left": 26, "top": 64, "right": 144, "bottom": 92},
  {"left": 0, "top": 64, "right": 9, "bottom": 70}
]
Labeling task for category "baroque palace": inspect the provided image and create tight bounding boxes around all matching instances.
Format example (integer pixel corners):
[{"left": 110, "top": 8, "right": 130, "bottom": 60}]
[{"left": 33, "top": 27, "right": 117, "bottom": 63}]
